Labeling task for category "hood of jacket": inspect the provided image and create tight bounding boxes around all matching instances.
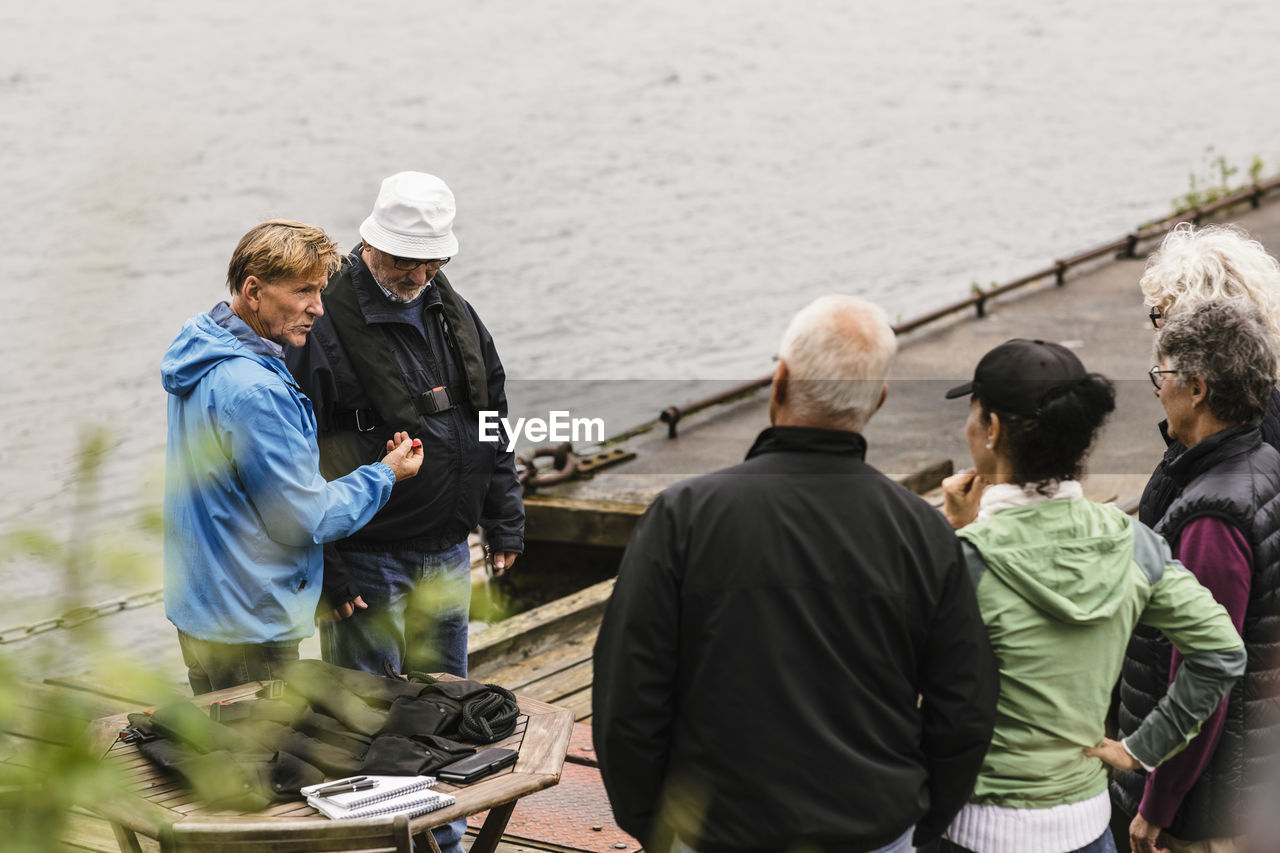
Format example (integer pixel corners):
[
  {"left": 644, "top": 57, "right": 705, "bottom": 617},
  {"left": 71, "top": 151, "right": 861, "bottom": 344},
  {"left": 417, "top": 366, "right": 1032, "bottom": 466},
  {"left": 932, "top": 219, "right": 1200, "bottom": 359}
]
[
  {"left": 162, "top": 303, "right": 287, "bottom": 397},
  {"left": 960, "top": 498, "right": 1136, "bottom": 625}
]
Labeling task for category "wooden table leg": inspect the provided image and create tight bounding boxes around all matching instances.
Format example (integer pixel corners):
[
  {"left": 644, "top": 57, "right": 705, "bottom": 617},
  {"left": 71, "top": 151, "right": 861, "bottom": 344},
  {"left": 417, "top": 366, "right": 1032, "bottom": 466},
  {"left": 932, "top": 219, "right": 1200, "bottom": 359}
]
[
  {"left": 413, "top": 828, "right": 444, "bottom": 853},
  {"left": 468, "top": 801, "right": 517, "bottom": 853},
  {"left": 110, "top": 822, "right": 143, "bottom": 853}
]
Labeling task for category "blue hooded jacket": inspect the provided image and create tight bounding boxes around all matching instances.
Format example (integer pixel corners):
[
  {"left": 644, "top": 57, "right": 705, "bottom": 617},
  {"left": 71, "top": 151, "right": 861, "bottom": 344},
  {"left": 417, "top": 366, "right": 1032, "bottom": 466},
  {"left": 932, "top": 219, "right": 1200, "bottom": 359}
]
[{"left": 161, "top": 303, "right": 396, "bottom": 644}]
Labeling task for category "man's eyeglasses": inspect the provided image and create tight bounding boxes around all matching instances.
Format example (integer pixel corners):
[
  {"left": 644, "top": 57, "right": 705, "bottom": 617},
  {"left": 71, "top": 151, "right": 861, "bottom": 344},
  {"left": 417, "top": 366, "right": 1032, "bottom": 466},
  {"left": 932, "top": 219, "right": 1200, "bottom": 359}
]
[
  {"left": 1148, "top": 307, "right": 1164, "bottom": 329},
  {"left": 391, "top": 255, "right": 451, "bottom": 272},
  {"left": 1148, "top": 365, "right": 1179, "bottom": 389}
]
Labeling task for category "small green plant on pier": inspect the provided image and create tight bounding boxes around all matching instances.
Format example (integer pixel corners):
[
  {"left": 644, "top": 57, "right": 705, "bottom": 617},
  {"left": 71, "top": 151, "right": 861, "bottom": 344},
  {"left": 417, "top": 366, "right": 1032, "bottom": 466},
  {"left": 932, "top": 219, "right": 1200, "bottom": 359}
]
[{"left": 1172, "top": 146, "right": 1264, "bottom": 215}]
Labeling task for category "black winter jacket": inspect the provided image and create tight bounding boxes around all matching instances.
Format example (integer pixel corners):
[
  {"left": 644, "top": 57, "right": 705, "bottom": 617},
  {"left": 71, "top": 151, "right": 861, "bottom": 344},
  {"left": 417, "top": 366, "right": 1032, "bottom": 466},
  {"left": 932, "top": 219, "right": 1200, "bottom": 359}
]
[
  {"left": 1138, "top": 388, "right": 1280, "bottom": 525},
  {"left": 1115, "top": 423, "right": 1280, "bottom": 840},
  {"left": 591, "top": 427, "right": 999, "bottom": 853},
  {"left": 285, "top": 250, "right": 524, "bottom": 601}
]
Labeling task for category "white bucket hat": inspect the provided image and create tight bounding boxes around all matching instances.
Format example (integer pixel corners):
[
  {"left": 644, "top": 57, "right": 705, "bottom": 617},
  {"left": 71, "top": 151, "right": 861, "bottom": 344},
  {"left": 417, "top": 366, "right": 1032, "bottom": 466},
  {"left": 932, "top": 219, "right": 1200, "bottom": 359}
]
[{"left": 359, "top": 171, "right": 460, "bottom": 259}]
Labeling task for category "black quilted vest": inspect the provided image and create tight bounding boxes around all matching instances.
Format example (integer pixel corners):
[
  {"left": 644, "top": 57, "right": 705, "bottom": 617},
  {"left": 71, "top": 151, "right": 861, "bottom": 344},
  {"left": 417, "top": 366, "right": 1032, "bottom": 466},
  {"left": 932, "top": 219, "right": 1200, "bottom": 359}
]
[
  {"left": 1113, "top": 423, "right": 1280, "bottom": 840},
  {"left": 1139, "top": 389, "right": 1280, "bottom": 525}
]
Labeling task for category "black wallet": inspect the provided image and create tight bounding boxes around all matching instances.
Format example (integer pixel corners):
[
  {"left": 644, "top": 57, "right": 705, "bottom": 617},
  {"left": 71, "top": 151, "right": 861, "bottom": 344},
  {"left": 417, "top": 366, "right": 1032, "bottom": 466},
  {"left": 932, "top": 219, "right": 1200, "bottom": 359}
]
[{"left": 435, "top": 747, "right": 518, "bottom": 783}]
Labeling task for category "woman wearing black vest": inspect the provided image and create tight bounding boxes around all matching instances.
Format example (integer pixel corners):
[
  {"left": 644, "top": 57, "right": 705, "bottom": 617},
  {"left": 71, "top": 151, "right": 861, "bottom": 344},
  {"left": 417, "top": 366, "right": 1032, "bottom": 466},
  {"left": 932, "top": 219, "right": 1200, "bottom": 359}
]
[
  {"left": 1122, "top": 223, "right": 1280, "bottom": 853},
  {"left": 1111, "top": 300, "right": 1280, "bottom": 853},
  {"left": 1137, "top": 222, "right": 1280, "bottom": 526}
]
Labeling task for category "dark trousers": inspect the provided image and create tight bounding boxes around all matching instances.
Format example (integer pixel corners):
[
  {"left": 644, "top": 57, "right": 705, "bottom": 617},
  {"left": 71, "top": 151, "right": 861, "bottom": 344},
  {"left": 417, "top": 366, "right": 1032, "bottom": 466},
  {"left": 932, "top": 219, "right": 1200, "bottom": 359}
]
[{"left": 178, "top": 630, "right": 300, "bottom": 695}]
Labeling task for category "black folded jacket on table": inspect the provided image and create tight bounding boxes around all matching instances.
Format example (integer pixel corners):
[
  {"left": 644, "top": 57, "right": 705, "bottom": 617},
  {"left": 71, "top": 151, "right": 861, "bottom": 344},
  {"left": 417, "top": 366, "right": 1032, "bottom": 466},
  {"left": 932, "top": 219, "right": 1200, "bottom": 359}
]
[{"left": 126, "top": 659, "right": 521, "bottom": 810}]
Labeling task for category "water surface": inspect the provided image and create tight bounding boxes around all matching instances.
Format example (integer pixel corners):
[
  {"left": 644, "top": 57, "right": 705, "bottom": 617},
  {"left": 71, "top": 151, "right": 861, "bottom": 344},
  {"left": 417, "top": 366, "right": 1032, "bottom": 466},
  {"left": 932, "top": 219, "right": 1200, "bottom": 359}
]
[{"left": 3, "top": 0, "right": 1280, "bottom": 614}]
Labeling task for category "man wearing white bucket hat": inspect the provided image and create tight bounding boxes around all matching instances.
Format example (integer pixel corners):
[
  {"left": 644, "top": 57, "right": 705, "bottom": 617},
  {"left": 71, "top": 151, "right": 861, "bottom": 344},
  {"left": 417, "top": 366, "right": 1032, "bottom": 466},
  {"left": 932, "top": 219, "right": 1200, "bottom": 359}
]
[{"left": 286, "top": 175, "right": 523, "bottom": 851}]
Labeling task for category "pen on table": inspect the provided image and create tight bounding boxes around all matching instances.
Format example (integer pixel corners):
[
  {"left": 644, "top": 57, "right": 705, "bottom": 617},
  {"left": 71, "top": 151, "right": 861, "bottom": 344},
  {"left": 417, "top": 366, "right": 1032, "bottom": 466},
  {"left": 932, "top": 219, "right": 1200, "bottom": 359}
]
[{"left": 315, "top": 778, "right": 377, "bottom": 797}]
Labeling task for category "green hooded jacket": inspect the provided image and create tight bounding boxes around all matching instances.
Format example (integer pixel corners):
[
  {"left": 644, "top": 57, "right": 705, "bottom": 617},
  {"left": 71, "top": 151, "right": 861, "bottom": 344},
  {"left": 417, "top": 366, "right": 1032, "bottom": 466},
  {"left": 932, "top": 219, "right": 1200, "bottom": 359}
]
[{"left": 958, "top": 498, "right": 1244, "bottom": 808}]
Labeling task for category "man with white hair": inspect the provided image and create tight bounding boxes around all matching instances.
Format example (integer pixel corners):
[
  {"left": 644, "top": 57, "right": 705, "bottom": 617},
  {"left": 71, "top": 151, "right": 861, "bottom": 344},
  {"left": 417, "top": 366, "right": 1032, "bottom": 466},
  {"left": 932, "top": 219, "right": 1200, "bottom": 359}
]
[{"left": 592, "top": 295, "right": 999, "bottom": 853}]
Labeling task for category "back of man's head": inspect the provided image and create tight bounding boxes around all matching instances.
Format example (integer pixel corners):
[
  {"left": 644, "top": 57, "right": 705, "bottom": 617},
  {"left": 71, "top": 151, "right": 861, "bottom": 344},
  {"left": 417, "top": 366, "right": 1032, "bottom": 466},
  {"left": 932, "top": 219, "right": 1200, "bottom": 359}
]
[{"left": 775, "top": 294, "right": 898, "bottom": 432}]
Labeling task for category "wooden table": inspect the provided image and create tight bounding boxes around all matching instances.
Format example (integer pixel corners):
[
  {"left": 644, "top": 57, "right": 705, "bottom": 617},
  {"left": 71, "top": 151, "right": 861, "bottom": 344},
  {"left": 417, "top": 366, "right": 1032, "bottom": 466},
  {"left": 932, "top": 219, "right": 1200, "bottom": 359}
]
[{"left": 84, "top": 679, "right": 575, "bottom": 853}]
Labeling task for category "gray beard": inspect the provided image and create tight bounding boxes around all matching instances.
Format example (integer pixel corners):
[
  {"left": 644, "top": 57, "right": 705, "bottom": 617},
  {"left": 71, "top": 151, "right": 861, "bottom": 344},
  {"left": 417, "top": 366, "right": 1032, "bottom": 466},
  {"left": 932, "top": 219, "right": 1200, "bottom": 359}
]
[
  {"left": 384, "top": 285, "right": 427, "bottom": 304},
  {"left": 370, "top": 271, "right": 429, "bottom": 304}
]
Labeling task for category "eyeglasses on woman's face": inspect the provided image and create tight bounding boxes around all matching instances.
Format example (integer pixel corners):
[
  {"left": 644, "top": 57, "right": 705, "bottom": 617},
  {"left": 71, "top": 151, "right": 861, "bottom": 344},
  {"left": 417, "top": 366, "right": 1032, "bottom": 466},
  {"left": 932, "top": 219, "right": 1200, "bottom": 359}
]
[{"left": 1148, "top": 365, "right": 1180, "bottom": 389}]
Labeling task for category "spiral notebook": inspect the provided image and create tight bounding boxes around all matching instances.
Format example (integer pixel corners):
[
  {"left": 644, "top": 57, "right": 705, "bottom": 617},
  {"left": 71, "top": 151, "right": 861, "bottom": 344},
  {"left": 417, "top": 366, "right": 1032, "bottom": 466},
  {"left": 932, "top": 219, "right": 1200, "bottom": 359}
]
[{"left": 301, "top": 775, "right": 455, "bottom": 821}]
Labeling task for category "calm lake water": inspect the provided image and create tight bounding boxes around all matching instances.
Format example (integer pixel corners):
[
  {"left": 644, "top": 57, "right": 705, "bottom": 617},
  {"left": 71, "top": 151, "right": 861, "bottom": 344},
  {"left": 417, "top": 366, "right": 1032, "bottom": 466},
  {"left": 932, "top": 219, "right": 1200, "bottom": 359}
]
[{"left": 4, "top": 0, "right": 1280, "bottom": 618}]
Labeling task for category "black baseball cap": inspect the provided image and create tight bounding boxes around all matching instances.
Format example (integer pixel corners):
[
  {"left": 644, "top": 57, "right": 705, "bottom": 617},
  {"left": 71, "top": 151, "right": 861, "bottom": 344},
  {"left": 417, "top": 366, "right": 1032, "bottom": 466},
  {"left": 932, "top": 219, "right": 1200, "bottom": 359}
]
[{"left": 945, "top": 338, "right": 1087, "bottom": 418}]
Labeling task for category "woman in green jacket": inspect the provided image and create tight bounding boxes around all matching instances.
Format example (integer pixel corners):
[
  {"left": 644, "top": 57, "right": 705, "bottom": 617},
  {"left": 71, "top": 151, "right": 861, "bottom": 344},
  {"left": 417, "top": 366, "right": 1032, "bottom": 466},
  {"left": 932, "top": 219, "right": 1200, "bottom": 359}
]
[{"left": 933, "top": 338, "right": 1245, "bottom": 853}]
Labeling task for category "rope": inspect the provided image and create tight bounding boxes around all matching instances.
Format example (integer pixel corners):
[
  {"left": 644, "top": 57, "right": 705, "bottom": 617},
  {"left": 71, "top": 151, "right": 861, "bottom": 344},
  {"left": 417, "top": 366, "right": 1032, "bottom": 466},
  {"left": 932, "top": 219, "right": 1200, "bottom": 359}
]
[
  {"left": 401, "top": 670, "right": 520, "bottom": 743},
  {"left": 456, "top": 683, "right": 519, "bottom": 743}
]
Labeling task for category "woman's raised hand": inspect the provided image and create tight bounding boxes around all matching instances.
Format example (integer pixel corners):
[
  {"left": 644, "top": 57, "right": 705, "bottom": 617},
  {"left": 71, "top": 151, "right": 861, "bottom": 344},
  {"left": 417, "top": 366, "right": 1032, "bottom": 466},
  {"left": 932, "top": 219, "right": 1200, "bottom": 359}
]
[{"left": 942, "top": 468, "right": 985, "bottom": 528}]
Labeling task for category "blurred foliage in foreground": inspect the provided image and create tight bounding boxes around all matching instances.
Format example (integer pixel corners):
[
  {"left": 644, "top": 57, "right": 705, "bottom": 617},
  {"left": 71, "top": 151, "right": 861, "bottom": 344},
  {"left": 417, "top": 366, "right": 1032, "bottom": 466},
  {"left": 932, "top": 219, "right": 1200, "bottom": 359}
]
[
  {"left": 0, "top": 428, "right": 173, "bottom": 851},
  {"left": 0, "top": 427, "right": 517, "bottom": 850}
]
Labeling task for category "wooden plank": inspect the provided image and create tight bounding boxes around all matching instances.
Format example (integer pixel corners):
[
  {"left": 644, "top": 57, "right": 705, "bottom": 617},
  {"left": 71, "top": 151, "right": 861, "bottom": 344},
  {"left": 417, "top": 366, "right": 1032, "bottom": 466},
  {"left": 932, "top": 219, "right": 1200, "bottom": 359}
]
[
  {"left": 45, "top": 676, "right": 264, "bottom": 710},
  {"left": 548, "top": 687, "right": 592, "bottom": 722},
  {"left": 15, "top": 682, "right": 136, "bottom": 722},
  {"left": 42, "top": 676, "right": 181, "bottom": 708},
  {"left": 474, "top": 634, "right": 597, "bottom": 694},
  {"left": 487, "top": 728, "right": 527, "bottom": 755},
  {"left": 148, "top": 787, "right": 199, "bottom": 809},
  {"left": 523, "top": 495, "right": 647, "bottom": 548},
  {"left": 468, "top": 579, "right": 614, "bottom": 674},
  {"left": 265, "top": 800, "right": 317, "bottom": 818},
  {"left": 514, "top": 707, "right": 574, "bottom": 779},
  {"left": 0, "top": 704, "right": 83, "bottom": 745},
  {"left": 92, "top": 786, "right": 177, "bottom": 839},
  {"left": 110, "top": 754, "right": 159, "bottom": 774},
  {"left": 130, "top": 779, "right": 182, "bottom": 800},
  {"left": 56, "top": 808, "right": 155, "bottom": 853},
  {"left": 87, "top": 715, "right": 133, "bottom": 758},
  {"left": 0, "top": 731, "right": 48, "bottom": 768},
  {"left": 515, "top": 659, "right": 593, "bottom": 707}
]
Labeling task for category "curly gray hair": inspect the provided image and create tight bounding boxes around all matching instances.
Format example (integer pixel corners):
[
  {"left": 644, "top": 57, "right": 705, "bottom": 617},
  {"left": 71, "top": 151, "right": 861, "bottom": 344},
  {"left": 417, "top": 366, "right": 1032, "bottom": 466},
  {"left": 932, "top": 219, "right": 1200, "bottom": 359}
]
[
  {"left": 1141, "top": 223, "right": 1280, "bottom": 370},
  {"left": 1156, "top": 298, "right": 1278, "bottom": 425}
]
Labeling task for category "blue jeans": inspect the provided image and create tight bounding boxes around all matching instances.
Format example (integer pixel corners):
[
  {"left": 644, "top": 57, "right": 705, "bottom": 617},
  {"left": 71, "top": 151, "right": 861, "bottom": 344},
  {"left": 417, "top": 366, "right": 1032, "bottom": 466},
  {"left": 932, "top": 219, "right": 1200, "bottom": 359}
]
[
  {"left": 320, "top": 541, "right": 472, "bottom": 677},
  {"left": 320, "top": 540, "right": 471, "bottom": 853}
]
